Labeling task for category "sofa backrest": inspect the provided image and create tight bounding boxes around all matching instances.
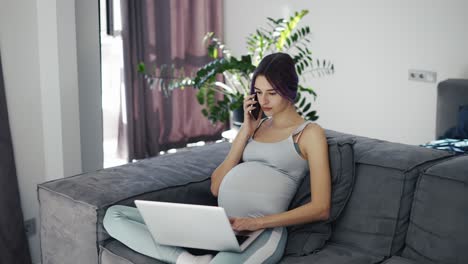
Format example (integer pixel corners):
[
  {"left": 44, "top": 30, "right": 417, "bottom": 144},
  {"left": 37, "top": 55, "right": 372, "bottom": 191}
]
[
  {"left": 325, "top": 130, "right": 453, "bottom": 258},
  {"left": 402, "top": 155, "right": 468, "bottom": 264}
]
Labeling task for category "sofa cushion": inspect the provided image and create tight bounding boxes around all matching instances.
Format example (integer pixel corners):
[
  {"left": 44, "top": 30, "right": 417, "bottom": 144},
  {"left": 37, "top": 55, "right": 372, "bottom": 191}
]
[
  {"left": 100, "top": 240, "right": 165, "bottom": 264},
  {"left": 402, "top": 155, "right": 468, "bottom": 264},
  {"left": 102, "top": 240, "right": 382, "bottom": 264},
  {"left": 100, "top": 239, "right": 220, "bottom": 264},
  {"left": 324, "top": 130, "right": 453, "bottom": 257},
  {"left": 284, "top": 137, "right": 356, "bottom": 256},
  {"left": 280, "top": 243, "right": 384, "bottom": 264}
]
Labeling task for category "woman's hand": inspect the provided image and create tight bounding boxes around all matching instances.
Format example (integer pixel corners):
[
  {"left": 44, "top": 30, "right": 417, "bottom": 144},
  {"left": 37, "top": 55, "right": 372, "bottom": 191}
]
[
  {"left": 241, "top": 94, "right": 263, "bottom": 137},
  {"left": 229, "top": 217, "right": 263, "bottom": 232}
]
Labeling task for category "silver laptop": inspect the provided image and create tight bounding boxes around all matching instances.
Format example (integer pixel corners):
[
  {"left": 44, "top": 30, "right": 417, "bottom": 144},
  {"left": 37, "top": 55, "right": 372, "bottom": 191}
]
[{"left": 134, "top": 200, "right": 264, "bottom": 252}]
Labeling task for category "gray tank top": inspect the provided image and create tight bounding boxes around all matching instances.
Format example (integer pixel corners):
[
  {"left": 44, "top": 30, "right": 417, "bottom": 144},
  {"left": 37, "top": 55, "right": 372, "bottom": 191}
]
[{"left": 218, "top": 118, "right": 312, "bottom": 218}]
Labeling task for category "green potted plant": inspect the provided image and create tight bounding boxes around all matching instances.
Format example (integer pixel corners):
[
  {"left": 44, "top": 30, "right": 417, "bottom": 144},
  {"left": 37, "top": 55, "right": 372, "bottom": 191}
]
[{"left": 139, "top": 9, "right": 334, "bottom": 125}]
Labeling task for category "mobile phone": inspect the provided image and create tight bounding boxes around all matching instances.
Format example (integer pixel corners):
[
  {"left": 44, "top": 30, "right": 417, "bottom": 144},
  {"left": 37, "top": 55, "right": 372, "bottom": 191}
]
[{"left": 249, "top": 93, "right": 261, "bottom": 120}]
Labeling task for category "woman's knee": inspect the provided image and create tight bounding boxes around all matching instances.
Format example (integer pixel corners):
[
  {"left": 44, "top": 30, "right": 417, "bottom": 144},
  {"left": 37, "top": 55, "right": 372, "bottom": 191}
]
[{"left": 103, "top": 205, "right": 127, "bottom": 232}]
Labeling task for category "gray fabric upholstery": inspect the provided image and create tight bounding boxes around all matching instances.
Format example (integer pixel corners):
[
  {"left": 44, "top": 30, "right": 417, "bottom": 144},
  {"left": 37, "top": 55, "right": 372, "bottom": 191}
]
[
  {"left": 280, "top": 243, "right": 383, "bottom": 264},
  {"left": 402, "top": 155, "right": 468, "bottom": 264},
  {"left": 324, "top": 130, "right": 453, "bottom": 257},
  {"left": 381, "top": 256, "right": 421, "bottom": 264},
  {"left": 100, "top": 240, "right": 165, "bottom": 264},
  {"left": 324, "top": 138, "right": 356, "bottom": 222},
  {"left": 38, "top": 142, "right": 229, "bottom": 264},
  {"left": 285, "top": 137, "right": 355, "bottom": 256},
  {"left": 100, "top": 240, "right": 217, "bottom": 264},
  {"left": 39, "top": 184, "right": 99, "bottom": 264},
  {"left": 436, "top": 79, "right": 468, "bottom": 138}
]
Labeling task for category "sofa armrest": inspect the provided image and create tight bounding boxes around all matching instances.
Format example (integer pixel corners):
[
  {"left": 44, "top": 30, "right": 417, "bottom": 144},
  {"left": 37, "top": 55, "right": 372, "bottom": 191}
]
[{"left": 38, "top": 142, "right": 230, "bottom": 264}]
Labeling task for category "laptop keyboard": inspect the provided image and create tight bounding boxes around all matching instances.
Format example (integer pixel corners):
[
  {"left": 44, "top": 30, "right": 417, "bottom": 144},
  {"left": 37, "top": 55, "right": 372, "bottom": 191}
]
[{"left": 235, "top": 235, "right": 249, "bottom": 245}]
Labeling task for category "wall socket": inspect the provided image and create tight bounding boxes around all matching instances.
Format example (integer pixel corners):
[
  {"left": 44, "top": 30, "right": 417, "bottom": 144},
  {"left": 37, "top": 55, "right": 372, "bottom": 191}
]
[
  {"left": 24, "top": 218, "right": 36, "bottom": 237},
  {"left": 408, "top": 69, "right": 437, "bottom": 83}
]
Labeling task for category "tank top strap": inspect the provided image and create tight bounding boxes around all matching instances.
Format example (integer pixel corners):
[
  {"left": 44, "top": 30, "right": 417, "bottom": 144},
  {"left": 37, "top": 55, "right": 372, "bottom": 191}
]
[
  {"left": 292, "top": 120, "right": 314, "bottom": 143},
  {"left": 252, "top": 117, "right": 269, "bottom": 139}
]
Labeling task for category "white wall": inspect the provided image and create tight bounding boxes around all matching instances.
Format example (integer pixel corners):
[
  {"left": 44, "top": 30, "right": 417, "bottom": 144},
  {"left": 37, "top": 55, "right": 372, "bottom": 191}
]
[
  {"left": 0, "top": 1, "right": 45, "bottom": 262},
  {"left": 0, "top": 0, "right": 101, "bottom": 262},
  {"left": 225, "top": 0, "right": 468, "bottom": 144},
  {"left": 76, "top": 0, "right": 103, "bottom": 173},
  {"left": 57, "top": 0, "right": 83, "bottom": 175}
]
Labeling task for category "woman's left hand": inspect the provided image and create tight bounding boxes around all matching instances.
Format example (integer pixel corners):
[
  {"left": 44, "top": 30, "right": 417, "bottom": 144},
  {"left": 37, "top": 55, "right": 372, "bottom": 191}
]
[{"left": 229, "top": 217, "right": 263, "bottom": 231}]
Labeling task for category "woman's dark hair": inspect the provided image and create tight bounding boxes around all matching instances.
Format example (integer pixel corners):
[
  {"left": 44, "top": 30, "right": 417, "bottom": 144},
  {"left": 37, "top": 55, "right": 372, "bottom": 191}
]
[{"left": 250, "top": 52, "right": 298, "bottom": 103}]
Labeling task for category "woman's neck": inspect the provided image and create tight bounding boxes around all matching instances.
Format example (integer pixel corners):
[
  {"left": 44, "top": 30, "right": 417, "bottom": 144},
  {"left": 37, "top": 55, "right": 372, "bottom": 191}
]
[{"left": 268, "top": 105, "right": 304, "bottom": 129}]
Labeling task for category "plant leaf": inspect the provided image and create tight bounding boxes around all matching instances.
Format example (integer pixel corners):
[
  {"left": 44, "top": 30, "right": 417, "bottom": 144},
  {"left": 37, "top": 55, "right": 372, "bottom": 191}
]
[
  {"left": 299, "top": 97, "right": 306, "bottom": 108},
  {"left": 276, "top": 10, "right": 309, "bottom": 51},
  {"left": 137, "top": 62, "right": 146, "bottom": 73},
  {"left": 303, "top": 102, "right": 311, "bottom": 112}
]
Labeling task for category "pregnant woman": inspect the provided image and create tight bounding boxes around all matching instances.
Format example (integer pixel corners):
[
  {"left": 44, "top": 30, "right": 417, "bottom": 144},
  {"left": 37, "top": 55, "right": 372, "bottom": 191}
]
[{"left": 104, "top": 52, "right": 331, "bottom": 264}]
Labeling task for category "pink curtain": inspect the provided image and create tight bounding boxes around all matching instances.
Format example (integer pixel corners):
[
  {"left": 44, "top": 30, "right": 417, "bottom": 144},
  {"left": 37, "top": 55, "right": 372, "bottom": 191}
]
[{"left": 119, "top": 0, "right": 225, "bottom": 160}]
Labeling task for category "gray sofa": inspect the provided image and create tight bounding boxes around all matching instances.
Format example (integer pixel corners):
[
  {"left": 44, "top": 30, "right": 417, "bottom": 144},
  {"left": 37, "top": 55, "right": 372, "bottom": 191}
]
[{"left": 37, "top": 130, "right": 468, "bottom": 264}]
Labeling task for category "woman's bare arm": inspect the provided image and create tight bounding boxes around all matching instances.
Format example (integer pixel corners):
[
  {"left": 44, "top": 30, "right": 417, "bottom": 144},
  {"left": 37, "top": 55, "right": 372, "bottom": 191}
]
[
  {"left": 258, "top": 124, "right": 331, "bottom": 228},
  {"left": 210, "top": 125, "right": 252, "bottom": 197}
]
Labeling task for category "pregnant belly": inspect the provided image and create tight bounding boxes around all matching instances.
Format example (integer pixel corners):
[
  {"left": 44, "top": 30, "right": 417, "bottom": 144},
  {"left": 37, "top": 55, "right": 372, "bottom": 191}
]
[{"left": 217, "top": 161, "right": 297, "bottom": 217}]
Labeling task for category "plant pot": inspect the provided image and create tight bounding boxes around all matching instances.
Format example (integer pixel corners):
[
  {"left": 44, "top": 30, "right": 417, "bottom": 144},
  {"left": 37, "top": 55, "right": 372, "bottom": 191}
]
[{"left": 232, "top": 107, "right": 244, "bottom": 128}]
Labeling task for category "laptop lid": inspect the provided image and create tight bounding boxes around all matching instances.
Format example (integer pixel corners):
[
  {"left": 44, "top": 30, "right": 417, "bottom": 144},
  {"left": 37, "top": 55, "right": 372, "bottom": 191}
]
[{"left": 134, "top": 200, "right": 261, "bottom": 252}]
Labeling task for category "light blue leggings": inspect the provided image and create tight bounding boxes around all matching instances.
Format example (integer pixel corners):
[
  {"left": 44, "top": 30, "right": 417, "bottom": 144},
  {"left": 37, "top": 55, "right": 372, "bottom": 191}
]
[{"left": 103, "top": 205, "right": 287, "bottom": 264}]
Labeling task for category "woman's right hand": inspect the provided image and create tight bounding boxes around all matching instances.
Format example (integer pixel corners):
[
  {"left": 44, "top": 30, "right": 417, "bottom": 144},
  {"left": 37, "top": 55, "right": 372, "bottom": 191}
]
[{"left": 241, "top": 94, "right": 263, "bottom": 137}]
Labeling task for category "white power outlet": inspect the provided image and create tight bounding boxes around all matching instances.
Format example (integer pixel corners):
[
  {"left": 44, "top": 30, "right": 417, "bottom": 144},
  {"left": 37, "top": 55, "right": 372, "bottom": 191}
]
[{"left": 408, "top": 69, "right": 437, "bottom": 83}]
